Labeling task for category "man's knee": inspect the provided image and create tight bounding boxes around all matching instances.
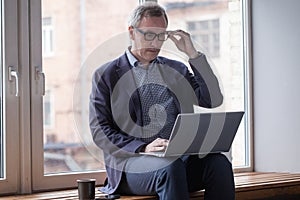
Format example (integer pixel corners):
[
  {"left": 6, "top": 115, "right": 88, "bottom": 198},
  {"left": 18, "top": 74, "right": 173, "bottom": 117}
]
[
  {"left": 207, "top": 153, "right": 232, "bottom": 168},
  {"left": 156, "top": 158, "right": 189, "bottom": 195},
  {"left": 202, "top": 153, "right": 234, "bottom": 181},
  {"left": 163, "top": 158, "right": 186, "bottom": 175},
  {"left": 156, "top": 158, "right": 187, "bottom": 186}
]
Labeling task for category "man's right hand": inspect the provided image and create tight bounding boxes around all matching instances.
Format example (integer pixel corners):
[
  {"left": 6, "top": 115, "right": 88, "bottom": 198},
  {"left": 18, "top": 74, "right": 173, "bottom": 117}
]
[{"left": 143, "top": 138, "right": 169, "bottom": 153}]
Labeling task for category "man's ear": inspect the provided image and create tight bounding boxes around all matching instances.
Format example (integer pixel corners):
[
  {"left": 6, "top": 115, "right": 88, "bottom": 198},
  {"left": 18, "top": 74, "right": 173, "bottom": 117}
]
[{"left": 128, "top": 26, "right": 135, "bottom": 40}]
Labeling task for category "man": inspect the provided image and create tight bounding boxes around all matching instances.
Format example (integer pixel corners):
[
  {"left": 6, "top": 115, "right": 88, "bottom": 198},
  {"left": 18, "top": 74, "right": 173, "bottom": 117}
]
[{"left": 89, "top": 2, "right": 235, "bottom": 200}]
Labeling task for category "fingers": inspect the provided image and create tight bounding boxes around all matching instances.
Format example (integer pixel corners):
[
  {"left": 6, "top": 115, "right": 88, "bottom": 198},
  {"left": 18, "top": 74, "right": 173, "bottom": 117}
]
[
  {"left": 167, "top": 29, "right": 192, "bottom": 49},
  {"left": 154, "top": 138, "right": 169, "bottom": 146},
  {"left": 145, "top": 138, "right": 169, "bottom": 153},
  {"left": 168, "top": 29, "right": 190, "bottom": 40},
  {"left": 147, "top": 146, "right": 165, "bottom": 152},
  {"left": 167, "top": 29, "right": 197, "bottom": 58}
]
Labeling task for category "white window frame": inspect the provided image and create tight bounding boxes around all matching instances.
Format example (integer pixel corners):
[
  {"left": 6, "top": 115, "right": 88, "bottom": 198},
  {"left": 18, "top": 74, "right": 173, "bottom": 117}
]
[
  {"left": 237, "top": 0, "right": 253, "bottom": 172},
  {"left": 0, "top": 0, "right": 20, "bottom": 194},
  {"left": 0, "top": 0, "right": 4, "bottom": 182}
]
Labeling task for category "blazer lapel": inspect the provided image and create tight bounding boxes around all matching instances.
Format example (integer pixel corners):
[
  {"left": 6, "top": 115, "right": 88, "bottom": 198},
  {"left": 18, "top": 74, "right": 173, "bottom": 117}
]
[{"left": 115, "top": 54, "right": 143, "bottom": 125}]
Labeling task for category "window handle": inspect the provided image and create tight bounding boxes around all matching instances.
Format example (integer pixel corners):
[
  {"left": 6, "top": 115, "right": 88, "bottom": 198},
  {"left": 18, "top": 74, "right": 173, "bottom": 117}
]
[
  {"left": 8, "top": 66, "right": 19, "bottom": 97},
  {"left": 35, "top": 66, "right": 45, "bottom": 96}
]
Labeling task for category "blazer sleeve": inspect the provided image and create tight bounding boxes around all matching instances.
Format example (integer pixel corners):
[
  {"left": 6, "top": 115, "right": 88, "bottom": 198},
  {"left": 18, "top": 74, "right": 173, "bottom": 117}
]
[
  {"left": 188, "top": 54, "right": 223, "bottom": 108},
  {"left": 89, "top": 67, "right": 147, "bottom": 157}
]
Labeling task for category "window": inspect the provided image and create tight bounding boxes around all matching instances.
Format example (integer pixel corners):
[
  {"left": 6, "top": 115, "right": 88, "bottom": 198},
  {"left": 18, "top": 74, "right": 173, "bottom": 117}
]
[
  {"left": 188, "top": 19, "right": 220, "bottom": 57},
  {"left": 31, "top": 0, "right": 139, "bottom": 191},
  {"left": 42, "top": 17, "right": 54, "bottom": 57},
  {"left": 159, "top": 0, "right": 252, "bottom": 170},
  {"left": 0, "top": 0, "right": 252, "bottom": 195}
]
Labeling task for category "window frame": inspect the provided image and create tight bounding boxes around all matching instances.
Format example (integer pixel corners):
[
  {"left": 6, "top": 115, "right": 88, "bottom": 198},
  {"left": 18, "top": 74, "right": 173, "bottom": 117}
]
[
  {"left": 234, "top": 0, "right": 253, "bottom": 173},
  {"left": 0, "top": 0, "right": 3, "bottom": 181},
  {"left": 0, "top": 0, "right": 20, "bottom": 194}
]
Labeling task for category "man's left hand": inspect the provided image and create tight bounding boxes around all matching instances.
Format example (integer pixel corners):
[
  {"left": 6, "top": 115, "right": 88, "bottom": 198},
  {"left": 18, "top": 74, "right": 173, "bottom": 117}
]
[{"left": 168, "top": 29, "right": 199, "bottom": 59}]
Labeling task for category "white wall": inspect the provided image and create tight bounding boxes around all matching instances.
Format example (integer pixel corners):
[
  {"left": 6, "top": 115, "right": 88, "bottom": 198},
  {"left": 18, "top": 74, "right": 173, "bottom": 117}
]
[{"left": 252, "top": 0, "right": 300, "bottom": 173}]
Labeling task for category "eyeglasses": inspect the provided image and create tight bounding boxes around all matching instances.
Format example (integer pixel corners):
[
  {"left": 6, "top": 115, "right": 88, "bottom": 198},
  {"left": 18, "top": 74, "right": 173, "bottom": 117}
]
[{"left": 134, "top": 27, "right": 169, "bottom": 41}]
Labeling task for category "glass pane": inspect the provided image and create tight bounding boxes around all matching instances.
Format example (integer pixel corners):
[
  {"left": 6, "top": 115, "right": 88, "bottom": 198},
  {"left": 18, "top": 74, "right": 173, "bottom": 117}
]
[
  {"left": 159, "top": 0, "right": 248, "bottom": 167},
  {"left": 41, "top": 0, "right": 138, "bottom": 174},
  {"left": 0, "top": 0, "right": 3, "bottom": 179}
]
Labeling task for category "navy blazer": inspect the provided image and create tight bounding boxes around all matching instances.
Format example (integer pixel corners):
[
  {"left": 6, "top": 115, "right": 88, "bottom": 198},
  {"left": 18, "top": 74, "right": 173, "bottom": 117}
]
[{"left": 89, "top": 52, "right": 223, "bottom": 194}]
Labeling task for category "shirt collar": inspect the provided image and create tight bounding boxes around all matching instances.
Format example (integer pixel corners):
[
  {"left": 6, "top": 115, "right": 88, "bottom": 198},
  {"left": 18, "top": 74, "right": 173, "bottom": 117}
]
[{"left": 126, "top": 47, "right": 138, "bottom": 68}]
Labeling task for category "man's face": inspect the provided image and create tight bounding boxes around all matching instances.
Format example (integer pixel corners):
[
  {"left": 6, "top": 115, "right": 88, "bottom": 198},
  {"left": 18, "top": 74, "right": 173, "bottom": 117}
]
[{"left": 129, "top": 16, "right": 168, "bottom": 64}]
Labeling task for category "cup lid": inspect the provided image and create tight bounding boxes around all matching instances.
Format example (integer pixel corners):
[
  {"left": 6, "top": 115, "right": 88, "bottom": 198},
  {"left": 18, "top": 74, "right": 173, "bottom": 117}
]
[{"left": 77, "top": 178, "right": 96, "bottom": 182}]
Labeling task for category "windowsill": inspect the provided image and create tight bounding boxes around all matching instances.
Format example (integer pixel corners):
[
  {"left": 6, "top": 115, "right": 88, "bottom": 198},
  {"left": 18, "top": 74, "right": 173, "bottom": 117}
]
[{"left": 1, "top": 172, "right": 300, "bottom": 199}]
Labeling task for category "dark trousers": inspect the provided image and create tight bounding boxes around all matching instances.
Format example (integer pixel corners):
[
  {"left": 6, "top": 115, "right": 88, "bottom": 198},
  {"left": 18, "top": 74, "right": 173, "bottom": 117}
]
[{"left": 117, "top": 153, "right": 235, "bottom": 200}]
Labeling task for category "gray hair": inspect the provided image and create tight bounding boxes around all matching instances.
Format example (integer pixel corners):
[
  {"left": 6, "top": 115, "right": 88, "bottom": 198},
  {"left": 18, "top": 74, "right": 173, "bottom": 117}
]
[{"left": 128, "top": 2, "right": 168, "bottom": 27}]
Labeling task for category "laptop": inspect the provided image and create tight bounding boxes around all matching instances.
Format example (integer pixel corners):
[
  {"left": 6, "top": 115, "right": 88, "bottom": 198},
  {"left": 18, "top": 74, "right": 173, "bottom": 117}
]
[{"left": 140, "top": 111, "right": 244, "bottom": 157}]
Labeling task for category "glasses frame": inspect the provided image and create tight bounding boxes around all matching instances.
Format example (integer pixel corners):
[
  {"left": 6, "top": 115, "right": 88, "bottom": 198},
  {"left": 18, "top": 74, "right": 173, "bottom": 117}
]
[{"left": 134, "top": 27, "right": 169, "bottom": 41}]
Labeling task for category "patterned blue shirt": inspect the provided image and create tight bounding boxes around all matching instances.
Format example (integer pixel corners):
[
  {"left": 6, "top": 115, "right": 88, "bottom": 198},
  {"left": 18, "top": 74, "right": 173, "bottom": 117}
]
[{"left": 126, "top": 48, "right": 179, "bottom": 143}]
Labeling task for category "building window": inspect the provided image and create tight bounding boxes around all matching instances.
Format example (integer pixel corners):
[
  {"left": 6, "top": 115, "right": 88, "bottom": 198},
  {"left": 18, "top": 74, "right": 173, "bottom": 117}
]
[
  {"left": 188, "top": 19, "right": 220, "bottom": 57},
  {"left": 42, "top": 17, "right": 54, "bottom": 57},
  {"left": 43, "top": 90, "right": 54, "bottom": 128}
]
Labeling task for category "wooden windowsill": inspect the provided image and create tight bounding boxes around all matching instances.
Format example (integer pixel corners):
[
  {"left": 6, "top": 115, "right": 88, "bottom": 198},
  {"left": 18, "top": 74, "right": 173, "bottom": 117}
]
[{"left": 1, "top": 172, "right": 300, "bottom": 199}]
